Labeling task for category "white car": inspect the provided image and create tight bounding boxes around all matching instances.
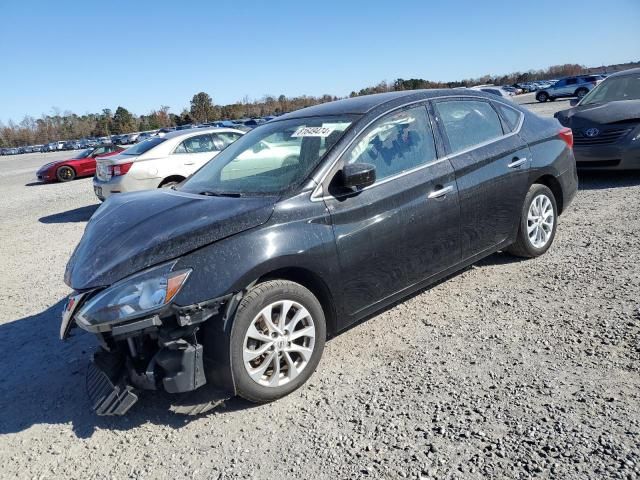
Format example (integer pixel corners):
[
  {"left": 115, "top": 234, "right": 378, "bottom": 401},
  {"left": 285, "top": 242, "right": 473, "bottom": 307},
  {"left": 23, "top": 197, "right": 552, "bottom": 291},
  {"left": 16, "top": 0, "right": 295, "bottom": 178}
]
[{"left": 93, "top": 127, "right": 244, "bottom": 201}]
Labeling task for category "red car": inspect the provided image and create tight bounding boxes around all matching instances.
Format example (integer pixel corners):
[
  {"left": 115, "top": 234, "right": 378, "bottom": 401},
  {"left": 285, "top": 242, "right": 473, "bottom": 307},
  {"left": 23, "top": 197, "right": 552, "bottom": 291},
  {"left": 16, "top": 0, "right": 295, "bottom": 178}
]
[{"left": 36, "top": 145, "right": 125, "bottom": 182}]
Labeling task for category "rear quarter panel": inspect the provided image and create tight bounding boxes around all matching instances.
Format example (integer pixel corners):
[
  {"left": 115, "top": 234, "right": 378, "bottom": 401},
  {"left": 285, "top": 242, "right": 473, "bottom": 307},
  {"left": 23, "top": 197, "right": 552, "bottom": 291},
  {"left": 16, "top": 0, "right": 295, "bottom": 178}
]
[{"left": 518, "top": 112, "right": 578, "bottom": 211}]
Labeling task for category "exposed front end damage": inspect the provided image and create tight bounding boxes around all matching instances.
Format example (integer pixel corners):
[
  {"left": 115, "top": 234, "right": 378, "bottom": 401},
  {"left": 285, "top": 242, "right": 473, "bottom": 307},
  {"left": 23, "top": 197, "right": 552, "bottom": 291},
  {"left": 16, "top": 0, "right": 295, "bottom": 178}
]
[{"left": 63, "top": 291, "right": 234, "bottom": 416}]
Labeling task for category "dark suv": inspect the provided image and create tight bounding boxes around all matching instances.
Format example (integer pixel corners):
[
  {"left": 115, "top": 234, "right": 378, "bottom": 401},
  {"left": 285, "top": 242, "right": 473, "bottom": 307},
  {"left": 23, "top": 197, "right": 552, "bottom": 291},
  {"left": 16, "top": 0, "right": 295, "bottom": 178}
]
[
  {"left": 62, "top": 90, "right": 578, "bottom": 415},
  {"left": 536, "top": 75, "right": 603, "bottom": 102}
]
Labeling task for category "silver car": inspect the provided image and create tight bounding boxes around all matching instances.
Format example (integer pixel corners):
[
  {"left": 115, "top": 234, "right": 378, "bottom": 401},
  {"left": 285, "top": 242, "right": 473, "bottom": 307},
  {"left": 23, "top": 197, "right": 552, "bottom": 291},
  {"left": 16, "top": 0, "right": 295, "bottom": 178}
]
[
  {"left": 93, "top": 128, "right": 244, "bottom": 201},
  {"left": 536, "top": 75, "right": 603, "bottom": 102}
]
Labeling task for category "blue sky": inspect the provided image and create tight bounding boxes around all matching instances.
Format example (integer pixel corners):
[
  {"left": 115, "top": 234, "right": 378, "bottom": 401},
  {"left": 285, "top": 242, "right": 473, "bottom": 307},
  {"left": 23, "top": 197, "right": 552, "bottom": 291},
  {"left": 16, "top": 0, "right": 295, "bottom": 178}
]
[{"left": 0, "top": 0, "right": 638, "bottom": 123}]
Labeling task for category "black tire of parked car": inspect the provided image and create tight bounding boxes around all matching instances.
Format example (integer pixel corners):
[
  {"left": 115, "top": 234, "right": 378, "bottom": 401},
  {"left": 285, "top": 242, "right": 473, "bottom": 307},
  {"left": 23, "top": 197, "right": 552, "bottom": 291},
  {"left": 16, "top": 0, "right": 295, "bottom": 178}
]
[
  {"left": 56, "top": 166, "right": 76, "bottom": 182},
  {"left": 229, "top": 280, "right": 326, "bottom": 403},
  {"left": 506, "top": 184, "right": 558, "bottom": 258},
  {"left": 536, "top": 91, "right": 549, "bottom": 102},
  {"left": 575, "top": 87, "right": 589, "bottom": 98}
]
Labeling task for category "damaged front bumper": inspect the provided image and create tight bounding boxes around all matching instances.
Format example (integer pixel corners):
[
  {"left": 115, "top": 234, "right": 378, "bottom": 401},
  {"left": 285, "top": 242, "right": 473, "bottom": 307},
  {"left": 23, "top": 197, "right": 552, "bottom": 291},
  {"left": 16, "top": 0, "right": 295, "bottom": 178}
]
[{"left": 61, "top": 290, "right": 235, "bottom": 416}]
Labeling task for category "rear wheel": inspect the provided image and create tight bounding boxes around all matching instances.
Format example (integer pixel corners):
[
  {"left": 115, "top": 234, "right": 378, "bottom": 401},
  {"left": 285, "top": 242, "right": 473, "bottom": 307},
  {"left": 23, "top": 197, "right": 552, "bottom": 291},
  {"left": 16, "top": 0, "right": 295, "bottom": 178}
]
[
  {"left": 536, "top": 91, "right": 549, "bottom": 102},
  {"left": 575, "top": 87, "right": 588, "bottom": 99},
  {"left": 506, "top": 184, "right": 558, "bottom": 258},
  {"left": 230, "top": 280, "right": 326, "bottom": 403},
  {"left": 56, "top": 166, "right": 76, "bottom": 182}
]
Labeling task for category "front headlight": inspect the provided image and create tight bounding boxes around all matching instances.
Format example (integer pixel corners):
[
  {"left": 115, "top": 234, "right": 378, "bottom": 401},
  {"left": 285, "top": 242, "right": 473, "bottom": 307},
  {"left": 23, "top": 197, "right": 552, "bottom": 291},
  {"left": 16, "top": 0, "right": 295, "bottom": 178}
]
[{"left": 76, "top": 262, "right": 191, "bottom": 327}]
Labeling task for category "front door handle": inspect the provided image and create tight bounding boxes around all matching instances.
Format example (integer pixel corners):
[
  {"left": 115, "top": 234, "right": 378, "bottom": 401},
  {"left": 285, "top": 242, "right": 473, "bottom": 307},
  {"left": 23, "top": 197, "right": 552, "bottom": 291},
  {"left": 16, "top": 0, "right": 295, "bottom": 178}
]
[
  {"left": 428, "top": 185, "right": 453, "bottom": 199},
  {"left": 508, "top": 157, "right": 527, "bottom": 168},
  {"left": 184, "top": 161, "right": 196, "bottom": 165}
]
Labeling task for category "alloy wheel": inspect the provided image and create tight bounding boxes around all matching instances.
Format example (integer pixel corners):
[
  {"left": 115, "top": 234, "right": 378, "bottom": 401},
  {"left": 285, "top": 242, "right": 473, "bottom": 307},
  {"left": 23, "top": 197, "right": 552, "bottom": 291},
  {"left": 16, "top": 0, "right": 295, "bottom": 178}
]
[
  {"left": 243, "top": 300, "right": 316, "bottom": 387},
  {"left": 527, "top": 194, "right": 554, "bottom": 248}
]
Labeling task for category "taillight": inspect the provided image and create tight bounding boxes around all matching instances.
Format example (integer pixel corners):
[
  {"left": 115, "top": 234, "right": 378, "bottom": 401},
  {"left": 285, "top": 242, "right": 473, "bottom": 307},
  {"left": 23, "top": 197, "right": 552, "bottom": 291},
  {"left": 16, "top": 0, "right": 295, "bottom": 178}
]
[
  {"left": 559, "top": 127, "right": 573, "bottom": 149},
  {"left": 110, "top": 162, "right": 133, "bottom": 177}
]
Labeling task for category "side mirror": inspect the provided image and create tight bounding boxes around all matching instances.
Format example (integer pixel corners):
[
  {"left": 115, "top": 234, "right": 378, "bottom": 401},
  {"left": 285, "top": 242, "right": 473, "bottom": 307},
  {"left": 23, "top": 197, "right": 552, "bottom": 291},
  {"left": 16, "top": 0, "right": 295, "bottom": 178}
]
[
  {"left": 341, "top": 163, "right": 376, "bottom": 189},
  {"left": 569, "top": 98, "right": 579, "bottom": 107}
]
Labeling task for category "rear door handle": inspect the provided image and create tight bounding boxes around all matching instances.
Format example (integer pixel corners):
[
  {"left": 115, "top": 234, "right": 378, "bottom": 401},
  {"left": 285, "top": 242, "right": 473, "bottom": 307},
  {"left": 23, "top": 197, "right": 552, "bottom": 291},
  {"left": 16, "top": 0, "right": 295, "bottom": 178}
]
[
  {"left": 184, "top": 162, "right": 196, "bottom": 165},
  {"left": 508, "top": 157, "right": 527, "bottom": 168},
  {"left": 428, "top": 185, "right": 453, "bottom": 199}
]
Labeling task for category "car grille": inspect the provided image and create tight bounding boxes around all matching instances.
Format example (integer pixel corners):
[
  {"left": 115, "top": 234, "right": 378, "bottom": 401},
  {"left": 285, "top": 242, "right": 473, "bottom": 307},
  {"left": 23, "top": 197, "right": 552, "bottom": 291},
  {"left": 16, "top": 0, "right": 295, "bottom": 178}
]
[{"left": 574, "top": 128, "right": 632, "bottom": 146}]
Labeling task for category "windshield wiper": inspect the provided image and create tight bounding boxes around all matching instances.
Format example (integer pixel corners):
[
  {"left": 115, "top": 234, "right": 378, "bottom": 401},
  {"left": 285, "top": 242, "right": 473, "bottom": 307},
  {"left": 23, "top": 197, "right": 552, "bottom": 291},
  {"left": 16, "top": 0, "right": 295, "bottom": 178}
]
[{"left": 198, "top": 191, "right": 243, "bottom": 198}]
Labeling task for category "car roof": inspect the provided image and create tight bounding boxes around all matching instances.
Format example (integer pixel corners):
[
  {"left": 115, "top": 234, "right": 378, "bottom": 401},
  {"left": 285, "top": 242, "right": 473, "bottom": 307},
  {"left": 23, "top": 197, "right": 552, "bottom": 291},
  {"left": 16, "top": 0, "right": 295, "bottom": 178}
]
[
  {"left": 607, "top": 67, "right": 640, "bottom": 78},
  {"left": 277, "top": 89, "right": 493, "bottom": 120},
  {"left": 162, "top": 126, "right": 244, "bottom": 140}
]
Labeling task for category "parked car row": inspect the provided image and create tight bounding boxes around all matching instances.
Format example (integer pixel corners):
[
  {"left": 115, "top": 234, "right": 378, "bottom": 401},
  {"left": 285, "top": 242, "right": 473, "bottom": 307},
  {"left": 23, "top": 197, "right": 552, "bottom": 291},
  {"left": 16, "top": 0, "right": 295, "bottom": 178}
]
[{"left": 2, "top": 116, "right": 281, "bottom": 156}]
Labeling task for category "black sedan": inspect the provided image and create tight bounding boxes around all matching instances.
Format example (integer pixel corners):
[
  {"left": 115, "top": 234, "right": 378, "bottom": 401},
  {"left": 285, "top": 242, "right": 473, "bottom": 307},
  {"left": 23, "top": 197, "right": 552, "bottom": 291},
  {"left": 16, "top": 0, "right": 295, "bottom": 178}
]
[
  {"left": 555, "top": 68, "right": 640, "bottom": 170},
  {"left": 61, "top": 90, "right": 577, "bottom": 415}
]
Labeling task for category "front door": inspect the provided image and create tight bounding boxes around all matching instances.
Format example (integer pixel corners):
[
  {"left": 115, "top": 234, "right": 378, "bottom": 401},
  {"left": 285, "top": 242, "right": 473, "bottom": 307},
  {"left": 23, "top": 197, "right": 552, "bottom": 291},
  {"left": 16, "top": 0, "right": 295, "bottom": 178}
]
[{"left": 322, "top": 104, "right": 461, "bottom": 324}]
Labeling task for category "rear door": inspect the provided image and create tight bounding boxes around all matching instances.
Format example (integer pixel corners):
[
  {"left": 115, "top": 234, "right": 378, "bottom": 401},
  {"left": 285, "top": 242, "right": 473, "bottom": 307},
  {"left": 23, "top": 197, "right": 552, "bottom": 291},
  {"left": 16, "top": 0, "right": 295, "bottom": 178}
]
[
  {"left": 432, "top": 97, "right": 530, "bottom": 260},
  {"left": 321, "top": 104, "right": 461, "bottom": 323}
]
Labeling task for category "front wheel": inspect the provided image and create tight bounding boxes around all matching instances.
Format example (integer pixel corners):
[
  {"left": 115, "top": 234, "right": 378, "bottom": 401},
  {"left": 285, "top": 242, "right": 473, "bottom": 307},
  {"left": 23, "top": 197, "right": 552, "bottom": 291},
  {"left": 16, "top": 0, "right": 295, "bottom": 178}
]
[
  {"left": 230, "top": 280, "right": 326, "bottom": 403},
  {"left": 56, "top": 166, "right": 76, "bottom": 182},
  {"left": 536, "top": 91, "right": 549, "bottom": 102},
  {"left": 506, "top": 184, "right": 558, "bottom": 258}
]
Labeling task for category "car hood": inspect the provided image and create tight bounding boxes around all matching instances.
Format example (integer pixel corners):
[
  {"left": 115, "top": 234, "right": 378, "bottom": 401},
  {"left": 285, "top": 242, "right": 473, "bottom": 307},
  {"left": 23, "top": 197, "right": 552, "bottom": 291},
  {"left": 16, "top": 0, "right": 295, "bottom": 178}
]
[
  {"left": 555, "top": 100, "right": 640, "bottom": 128},
  {"left": 65, "top": 189, "right": 277, "bottom": 290}
]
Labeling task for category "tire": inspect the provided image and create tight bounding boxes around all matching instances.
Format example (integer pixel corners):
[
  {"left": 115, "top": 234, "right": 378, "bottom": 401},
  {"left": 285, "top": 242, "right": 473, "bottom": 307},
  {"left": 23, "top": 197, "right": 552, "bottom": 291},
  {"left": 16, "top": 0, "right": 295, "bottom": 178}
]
[
  {"left": 536, "top": 91, "right": 549, "bottom": 102},
  {"left": 56, "top": 166, "right": 76, "bottom": 182},
  {"left": 160, "top": 181, "right": 178, "bottom": 189},
  {"left": 506, "top": 184, "right": 558, "bottom": 258},
  {"left": 575, "top": 88, "right": 588, "bottom": 99},
  {"left": 230, "top": 280, "right": 326, "bottom": 403}
]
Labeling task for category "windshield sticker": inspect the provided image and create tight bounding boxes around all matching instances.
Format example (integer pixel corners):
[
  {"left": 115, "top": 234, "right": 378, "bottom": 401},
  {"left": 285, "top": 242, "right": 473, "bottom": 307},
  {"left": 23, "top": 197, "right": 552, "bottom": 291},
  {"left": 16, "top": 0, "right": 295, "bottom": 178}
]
[{"left": 292, "top": 126, "right": 334, "bottom": 138}]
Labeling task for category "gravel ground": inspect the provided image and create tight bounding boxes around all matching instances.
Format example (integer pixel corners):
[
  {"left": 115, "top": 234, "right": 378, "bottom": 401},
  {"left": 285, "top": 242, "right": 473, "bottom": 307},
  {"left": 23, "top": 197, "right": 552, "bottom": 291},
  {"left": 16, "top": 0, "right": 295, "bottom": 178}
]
[{"left": 0, "top": 99, "right": 639, "bottom": 480}]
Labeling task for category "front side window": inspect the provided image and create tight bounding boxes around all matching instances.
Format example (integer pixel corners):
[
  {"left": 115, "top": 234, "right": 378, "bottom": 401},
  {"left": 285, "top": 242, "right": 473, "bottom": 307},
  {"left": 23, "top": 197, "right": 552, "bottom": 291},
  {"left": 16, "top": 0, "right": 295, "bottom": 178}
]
[
  {"left": 213, "top": 132, "right": 242, "bottom": 149},
  {"left": 566, "top": 78, "right": 577, "bottom": 85},
  {"left": 343, "top": 105, "right": 436, "bottom": 182},
  {"left": 435, "top": 100, "right": 504, "bottom": 154},
  {"left": 180, "top": 115, "right": 356, "bottom": 195}
]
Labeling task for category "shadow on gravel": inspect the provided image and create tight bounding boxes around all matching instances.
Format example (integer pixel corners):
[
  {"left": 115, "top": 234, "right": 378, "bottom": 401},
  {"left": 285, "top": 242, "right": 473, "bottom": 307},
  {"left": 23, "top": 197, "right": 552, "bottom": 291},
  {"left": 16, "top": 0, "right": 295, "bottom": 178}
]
[
  {"left": 475, "top": 251, "right": 523, "bottom": 267},
  {"left": 578, "top": 171, "right": 640, "bottom": 190},
  {"left": 0, "top": 300, "right": 251, "bottom": 439},
  {"left": 39, "top": 204, "right": 100, "bottom": 224},
  {"left": 24, "top": 181, "right": 46, "bottom": 187}
]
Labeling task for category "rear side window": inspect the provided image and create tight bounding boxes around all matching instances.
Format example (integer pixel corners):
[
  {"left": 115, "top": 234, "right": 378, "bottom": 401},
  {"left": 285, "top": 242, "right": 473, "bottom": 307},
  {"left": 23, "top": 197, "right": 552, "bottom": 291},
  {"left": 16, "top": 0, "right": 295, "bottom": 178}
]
[
  {"left": 178, "top": 134, "right": 215, "bottom": 153},
  {"left": 434, "top": 100, "right": 504, "bottom": 154},
  {"left": 213, "top": 132, "right": 242, "bottom": 150},
  {"left": 343, "top": 105, "right": 437, "bottom": 182},
  {"left": 494, "top": 103, "right": 521, "bottom": 132}
]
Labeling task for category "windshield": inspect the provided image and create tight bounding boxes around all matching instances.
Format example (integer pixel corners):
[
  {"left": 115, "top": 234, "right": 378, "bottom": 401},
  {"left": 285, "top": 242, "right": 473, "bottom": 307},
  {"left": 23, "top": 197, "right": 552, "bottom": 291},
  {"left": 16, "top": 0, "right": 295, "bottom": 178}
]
[
  {"left": 580, "top": 74, "right": 640, "bottom": 105},
  {"left": 73, "top": 149, "right": 92, "bottom": 159},
  {"left": 121, "top": 137, "right": 165, "bottom": 155},
  {"left": 180, "top": 115, "right": 357, "bottom": 195}
]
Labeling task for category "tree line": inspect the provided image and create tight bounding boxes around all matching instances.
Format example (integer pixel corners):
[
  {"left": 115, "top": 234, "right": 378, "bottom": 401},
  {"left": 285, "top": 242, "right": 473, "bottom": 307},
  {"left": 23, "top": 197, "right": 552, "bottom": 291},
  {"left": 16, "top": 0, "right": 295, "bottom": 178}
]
[{"left": 2, "top": 60, "right": 637, "bottom": 148}]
